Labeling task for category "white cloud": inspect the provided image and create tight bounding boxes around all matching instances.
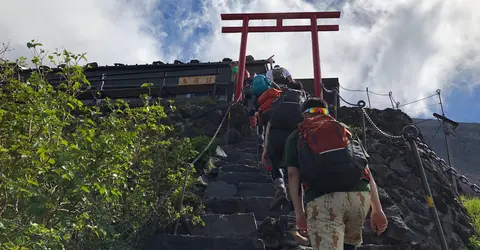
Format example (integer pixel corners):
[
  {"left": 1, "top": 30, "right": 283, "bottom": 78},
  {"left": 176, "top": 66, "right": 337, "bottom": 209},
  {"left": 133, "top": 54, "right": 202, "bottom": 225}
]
[
  {"left": 1, "top": 0, "right": 479, "bottom": 119},
  {"left": 0, "top": 0, "right": 166, "bottom": 66},
  {"left": 189, "top": 0, "right": 480, "bottom": 118}
]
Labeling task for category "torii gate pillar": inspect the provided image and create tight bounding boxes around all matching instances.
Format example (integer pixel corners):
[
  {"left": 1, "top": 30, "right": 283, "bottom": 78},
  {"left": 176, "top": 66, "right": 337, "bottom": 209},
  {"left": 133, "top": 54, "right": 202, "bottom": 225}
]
[{"left": 221, "top": 12, "right": 340, "bottom": 101}]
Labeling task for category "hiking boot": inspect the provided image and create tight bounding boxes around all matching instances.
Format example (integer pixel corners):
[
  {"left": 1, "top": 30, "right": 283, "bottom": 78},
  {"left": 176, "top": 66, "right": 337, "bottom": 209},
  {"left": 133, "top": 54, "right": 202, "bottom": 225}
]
[
  {"left": 284, "top": 214, "right": 310, "bottom": 246},
  {"left": 269, "top": 178, "right": 288, "bottom": 211}
]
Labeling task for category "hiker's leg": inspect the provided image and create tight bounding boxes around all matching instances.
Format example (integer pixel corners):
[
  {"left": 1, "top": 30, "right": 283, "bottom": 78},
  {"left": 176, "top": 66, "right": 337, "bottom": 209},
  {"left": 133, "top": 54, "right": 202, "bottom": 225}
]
[
  {"left": 267, "top": 130, "right": 287, "bottom": 210},
  {"left": 305, "top": 192, "right": 347, "bottom": 250},
  {"left": 344, "top": 191, "right": 371, "bottom": 247}
]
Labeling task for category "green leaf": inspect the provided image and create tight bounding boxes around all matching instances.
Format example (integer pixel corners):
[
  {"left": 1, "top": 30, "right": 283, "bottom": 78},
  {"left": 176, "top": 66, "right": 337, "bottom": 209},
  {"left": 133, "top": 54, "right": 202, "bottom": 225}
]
[
  {"left": 141, "top": 82, "right": 153, "bottom": 88},
  {"left": 27, "top": 179, "right": 39, "bottom": 186},
  {"left": 80, "top": 186, "right": 90, "bottom": 193},
  {"left": 48, "top": 158, "right": 55, "bottom": 165}
]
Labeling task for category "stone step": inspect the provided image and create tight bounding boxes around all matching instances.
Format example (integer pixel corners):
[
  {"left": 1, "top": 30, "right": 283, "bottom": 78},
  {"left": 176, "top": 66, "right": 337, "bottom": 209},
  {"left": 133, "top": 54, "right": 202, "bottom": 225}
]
[
  {"left": 232, "top": 141, "right": 258, "bottom": 149},
  {"left": 204, "top": 181, "right": 238, "bottom": 198},
  {"left": 146, "top": 234, "right": 265, "bottom": 250},
  {"left": 235, "top": 158, "right": 260, "bottom": 166},
  {"left": 190, "top": 213, "right": 258, "bottom": 238},
  {"left": 238, "top": 147, "right": 259, "bottom": 155},
  {"left": 216, "top": 171, "right": 268, "bottom": 185},
  {"left": 279, "top": 244, "right": 411, "bottom": 250},
  {"left": 357, "top": 245, "right": 414, "bottom": 250},
  {"left": 203, "top": 182, "right": 275, "bottom": 199},
  {"left": 220, "top": 164, "right": 261, "bottom": 173},
  {"left": 237, "top": 182, "right": 276, "bottom": 197},
  {"left": 204, "top": 197, "right": 290, "bottom": 221}
]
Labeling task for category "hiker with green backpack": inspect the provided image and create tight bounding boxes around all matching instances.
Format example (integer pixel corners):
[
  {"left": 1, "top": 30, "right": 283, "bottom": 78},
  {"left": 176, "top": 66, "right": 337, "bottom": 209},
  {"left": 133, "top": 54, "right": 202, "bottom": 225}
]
[{"left": 283, "top": 97, "right": 388, "bottom": 250}]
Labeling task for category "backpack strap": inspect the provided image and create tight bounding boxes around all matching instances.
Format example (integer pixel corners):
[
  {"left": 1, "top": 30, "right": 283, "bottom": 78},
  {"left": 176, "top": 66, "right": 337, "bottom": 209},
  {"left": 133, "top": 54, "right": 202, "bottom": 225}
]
[{"left": 337, "top": 122, "right": 369, "bottom": 159}]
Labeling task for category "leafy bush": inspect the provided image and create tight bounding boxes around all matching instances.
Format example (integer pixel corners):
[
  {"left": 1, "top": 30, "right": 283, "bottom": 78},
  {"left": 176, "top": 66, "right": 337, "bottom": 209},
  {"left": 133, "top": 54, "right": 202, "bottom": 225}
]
[
  {"left": 0, "top": 41, "right": 203, "bottom": 249},
  {"left": 461, "top": 196, "right": 480, "bottom": 250}
]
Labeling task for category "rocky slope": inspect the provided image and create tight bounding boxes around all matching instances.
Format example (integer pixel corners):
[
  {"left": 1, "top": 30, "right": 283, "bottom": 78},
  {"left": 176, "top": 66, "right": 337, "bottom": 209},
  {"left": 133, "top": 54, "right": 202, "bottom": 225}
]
[
  {"left": 413, "top": 118, "right": 480, "bottom": 186},
  {"left": 145, "top": 104, "right": 475, "bottom": 250}
]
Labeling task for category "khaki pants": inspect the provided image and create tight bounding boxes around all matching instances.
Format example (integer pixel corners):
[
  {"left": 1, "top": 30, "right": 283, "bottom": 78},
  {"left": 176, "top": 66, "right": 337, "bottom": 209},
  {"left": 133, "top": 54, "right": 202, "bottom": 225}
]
[{"left": 306, "top": 191, "right": 371, "bottom": 250}]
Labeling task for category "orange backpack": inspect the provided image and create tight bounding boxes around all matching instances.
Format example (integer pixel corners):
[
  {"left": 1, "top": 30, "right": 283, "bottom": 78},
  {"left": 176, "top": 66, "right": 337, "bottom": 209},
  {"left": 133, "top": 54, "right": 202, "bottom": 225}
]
[
  {"left": 296, "top": 115, "right": 370, "bottom": 192},
  {"left": 256, "top": 88, "right": 282, "bottom": 125}
]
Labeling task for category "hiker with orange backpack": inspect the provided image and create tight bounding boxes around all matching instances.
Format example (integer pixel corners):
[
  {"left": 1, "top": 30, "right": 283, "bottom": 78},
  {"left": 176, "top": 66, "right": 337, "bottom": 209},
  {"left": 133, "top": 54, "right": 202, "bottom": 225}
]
[
  {"left": 283, "top": 97, "right": 388, "bottom": 250},
  {"left": 260, "top": 81, "right": 307, "bottom": 211}
]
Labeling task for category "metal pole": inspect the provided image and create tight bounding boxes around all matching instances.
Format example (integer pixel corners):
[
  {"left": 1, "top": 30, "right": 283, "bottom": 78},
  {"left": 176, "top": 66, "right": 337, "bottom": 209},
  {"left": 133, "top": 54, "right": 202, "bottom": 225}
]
[
  {"left": 310, "top": 15, "right": 323, "bottom": 98},
  {"left": 235, "top": 17, "right": 250, "bottom": 102},
  {"left": 403, "top": 125, "right": 449, "bottom": 250},
  {"left": 357, "top": 100, "right": 367, "bottom": 149},
  {"left": 388, "top": 91, "right": 395, "bottom": 109},
  {"left": 437, "top": 89, "right": 458, "bottom": 195},
  {"left": 366, "top": 87, "right": 371, "bottom": 108},
  {"left": 333, "top": 88, "right": 338, "bottom": 119}
]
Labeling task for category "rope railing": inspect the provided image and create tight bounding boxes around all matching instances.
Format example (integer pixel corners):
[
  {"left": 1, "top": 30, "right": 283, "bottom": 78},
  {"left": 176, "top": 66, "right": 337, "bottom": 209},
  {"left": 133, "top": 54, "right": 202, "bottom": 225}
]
[
  {"left": 338, "top": 84, "right": 442, "bottom": 111},
  {"left": 173, "top": 100, "right": 237, "bottom": 234}
]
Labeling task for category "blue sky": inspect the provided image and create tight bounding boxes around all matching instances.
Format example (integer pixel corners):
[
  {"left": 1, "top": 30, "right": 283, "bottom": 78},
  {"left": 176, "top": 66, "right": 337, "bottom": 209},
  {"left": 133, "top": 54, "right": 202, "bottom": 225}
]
[{"left": 1, "top": 0, "right": 479, "bottom": 122}]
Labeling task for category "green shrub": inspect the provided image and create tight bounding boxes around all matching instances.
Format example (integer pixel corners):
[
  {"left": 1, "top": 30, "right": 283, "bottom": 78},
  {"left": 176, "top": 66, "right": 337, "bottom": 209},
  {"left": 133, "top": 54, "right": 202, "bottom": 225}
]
[
  {"left": 461, "top": 196, "right": 480, "bottom": 249},
  {"left": 0, "top": 41, "right": 202, "bottom": 249}
]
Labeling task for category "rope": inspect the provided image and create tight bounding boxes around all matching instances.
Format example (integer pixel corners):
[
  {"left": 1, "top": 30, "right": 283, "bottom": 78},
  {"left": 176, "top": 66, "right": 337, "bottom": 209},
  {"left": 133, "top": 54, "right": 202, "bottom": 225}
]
[
  {"left": 174, "top": 101, "right": 236, "bottom": 234},
  {"left": 398, "top": 93, "right": 437, "bottom": 108},
  {"left": 339, "top": 85, "right": 365, "bottom": 92},
  {"left": 368, "top": 90, "right": 390, "bottom": 96}
]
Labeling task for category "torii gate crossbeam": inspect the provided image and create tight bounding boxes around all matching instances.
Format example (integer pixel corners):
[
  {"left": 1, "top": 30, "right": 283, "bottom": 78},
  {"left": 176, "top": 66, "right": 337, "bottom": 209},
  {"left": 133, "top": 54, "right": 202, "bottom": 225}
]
[{"left": 221, "top": 11, "right": 341, "bottom": 101}]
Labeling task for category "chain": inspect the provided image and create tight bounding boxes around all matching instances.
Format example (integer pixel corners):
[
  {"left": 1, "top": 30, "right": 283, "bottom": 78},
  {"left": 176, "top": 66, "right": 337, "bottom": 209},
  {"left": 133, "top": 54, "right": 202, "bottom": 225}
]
[
  {"left": 361, "top": 107, "right": 404, "bottom": 140},
  {"left": 415, "top": 141, "right": 480, "bottom": 193},
  {"left": 319, "top": 89, "right": 480, "bottom": 193}
]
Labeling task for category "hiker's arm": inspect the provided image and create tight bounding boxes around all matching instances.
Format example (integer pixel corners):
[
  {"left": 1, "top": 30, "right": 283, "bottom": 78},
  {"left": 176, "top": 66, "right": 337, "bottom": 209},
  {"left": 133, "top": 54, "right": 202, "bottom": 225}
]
[
  {"left": 262, "top": 122, "right": 271, "bottom": 155},
  {"left": 288, "top": 167, "right": 305, "bottom": 215},
  {"left": 368, "top": 168, "right": 383, "bottom": 212}
]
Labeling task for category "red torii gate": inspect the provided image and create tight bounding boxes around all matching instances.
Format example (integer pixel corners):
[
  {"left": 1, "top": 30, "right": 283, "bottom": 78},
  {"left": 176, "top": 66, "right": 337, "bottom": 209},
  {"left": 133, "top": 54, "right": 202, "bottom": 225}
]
[{"left": 221, "top": 11, "right": 340, "bottom": 101}]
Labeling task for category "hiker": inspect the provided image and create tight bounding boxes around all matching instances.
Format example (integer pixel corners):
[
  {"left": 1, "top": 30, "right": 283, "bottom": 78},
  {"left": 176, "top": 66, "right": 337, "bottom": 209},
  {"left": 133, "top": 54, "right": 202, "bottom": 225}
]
[
  {"left": 266, "top": 65, "right": 293, "bottom": 86},
  {"left": 260, "top": 80, "right": 307, "bottom": 210},
  {"left": 284, "top": 97, "right": 388, "bottom": 250},
  {"left": 231, "top": 61, "right": 251, "bottom": 82}
]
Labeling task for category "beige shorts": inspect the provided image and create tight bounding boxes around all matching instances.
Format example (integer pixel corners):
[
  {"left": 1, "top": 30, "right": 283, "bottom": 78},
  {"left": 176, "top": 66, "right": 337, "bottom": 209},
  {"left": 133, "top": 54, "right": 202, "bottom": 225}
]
[{"left": 306, "top": 191, "right": 371, "bottom": 250}]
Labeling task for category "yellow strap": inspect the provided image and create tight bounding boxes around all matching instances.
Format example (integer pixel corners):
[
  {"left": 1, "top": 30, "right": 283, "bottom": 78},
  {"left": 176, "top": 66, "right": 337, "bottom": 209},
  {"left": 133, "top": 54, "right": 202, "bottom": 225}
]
[{"left": 426, "top": 196, "right": 434, "bottom": 208}]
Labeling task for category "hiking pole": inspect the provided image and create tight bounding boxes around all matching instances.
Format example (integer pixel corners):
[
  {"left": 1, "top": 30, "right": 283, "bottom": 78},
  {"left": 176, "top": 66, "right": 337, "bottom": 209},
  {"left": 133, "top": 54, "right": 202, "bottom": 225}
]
[
  {"left": 358, "top": 100, "right": 367, "bottom": 150},
  {"left": 403, "top": 125, "right": 449, "bottom": 250}
]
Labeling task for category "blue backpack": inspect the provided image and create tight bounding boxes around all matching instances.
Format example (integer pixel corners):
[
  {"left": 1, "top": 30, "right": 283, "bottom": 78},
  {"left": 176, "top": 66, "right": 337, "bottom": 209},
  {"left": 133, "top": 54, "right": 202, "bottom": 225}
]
[{"left": 250, "top": 74, "right": 272, "bottom": 96}]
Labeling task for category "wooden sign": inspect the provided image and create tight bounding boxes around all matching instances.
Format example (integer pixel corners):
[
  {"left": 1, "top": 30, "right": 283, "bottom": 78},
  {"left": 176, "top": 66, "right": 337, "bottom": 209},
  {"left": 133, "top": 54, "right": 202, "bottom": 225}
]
[{"left": 178, "top": 75, "right": 216, "bottom": 86}]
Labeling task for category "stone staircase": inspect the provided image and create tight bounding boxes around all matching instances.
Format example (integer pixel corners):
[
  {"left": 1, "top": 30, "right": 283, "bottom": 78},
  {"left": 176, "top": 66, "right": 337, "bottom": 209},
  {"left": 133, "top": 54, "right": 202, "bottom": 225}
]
[{"left": 146, "top": 136, "right": 419, "bottom": 250}]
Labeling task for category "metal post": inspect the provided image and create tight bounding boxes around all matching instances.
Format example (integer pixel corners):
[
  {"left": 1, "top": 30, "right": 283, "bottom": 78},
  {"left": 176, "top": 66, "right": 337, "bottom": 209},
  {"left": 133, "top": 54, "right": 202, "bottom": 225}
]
[
  {"left": 357, "top": 100, "right": 367, "bottom": 149},
  {"left": 437, "top": 89, "right": 458, "bottom": 195},
  {"left": 403, "top": 125, "right": 449, "bottom": 250},
  {"left": 310, "top": 15, "right": 323, "bottom": 98},
  {"left": 333, "top": 88, "right": 338, "bottom": 119},
  {"left": 235, "top": 17, "right": 250, "bottom": 102},
  {"left": 366, "top": 87, "right": 371, "bottom": 108},
  {"left": 388, "top": 91, "right": 395, "bottom": 109}
]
